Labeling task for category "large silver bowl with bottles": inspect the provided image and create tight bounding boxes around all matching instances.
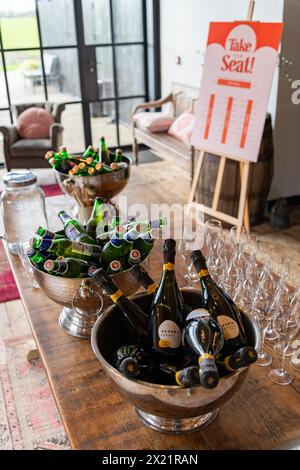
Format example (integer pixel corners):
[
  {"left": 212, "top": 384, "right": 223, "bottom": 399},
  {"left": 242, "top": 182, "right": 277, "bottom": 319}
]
[
  {"left": 54, "top": 155, "right": 132, "bottom": 224},
  {"left": 91, "top": 288, "right": 261, "bottom": 435},
  {"left": 30, "top": 262, "right": 140, "bottom": 339}
]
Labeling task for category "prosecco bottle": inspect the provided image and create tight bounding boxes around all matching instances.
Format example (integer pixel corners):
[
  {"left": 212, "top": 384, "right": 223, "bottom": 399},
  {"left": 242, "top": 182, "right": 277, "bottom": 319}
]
[
  {"left": 130, "top": 264, "right": 158, "bottom": 296},
  {"left": 86, "top": 197, "right": 104, "bottom": 239},
  {"left": 150, "top": 363, "right": 200, "bottom": 387},
  {"left": 215, "top": 346, "right": 258, "bottom": 377},
  {"left": 150, "top": 239, "right": 189, "bottom": 365},
  {"left": 31, "top": 236, "right": 102, "bottom": 263},
  {"left": 114, "top": 344, "right": 149, "bottom": 379},
  {"left": 191, "top": 250, "right": 249, "bottom": 356},
  {"left": 43, "top": 258, "right": 90, "bottom": 278},
  {"left": 89, "top": 268, "right": 150, "bottom": 348},
  {"left": 58, "top": 210, "right": 96, "bottom": 245},
  {"left": 183, "top": 308, "right": 224, "bottom": 389}
]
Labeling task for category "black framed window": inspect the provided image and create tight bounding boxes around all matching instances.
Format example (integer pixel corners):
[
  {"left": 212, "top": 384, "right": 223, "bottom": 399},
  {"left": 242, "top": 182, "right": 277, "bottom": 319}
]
[{"left": 0, "top": 0, "right": 159, "bottom": 155}]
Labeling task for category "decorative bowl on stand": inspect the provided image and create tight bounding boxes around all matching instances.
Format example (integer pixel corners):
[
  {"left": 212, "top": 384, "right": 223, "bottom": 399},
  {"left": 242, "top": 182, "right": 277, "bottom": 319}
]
[
  {"left": 91, "top": 288, "right": 261, "bottom": 435},
  {"left": 30, "top": 263, "right": 140, "bottom": 338},
  {"left": 54, "top": 155, "right": 132, "bottom": 224}
]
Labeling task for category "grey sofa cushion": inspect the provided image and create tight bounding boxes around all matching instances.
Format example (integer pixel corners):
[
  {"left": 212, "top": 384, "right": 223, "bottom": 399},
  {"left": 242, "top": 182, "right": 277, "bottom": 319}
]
[{"left": 10, "top": 139, "right": 52, "bottom": 157}]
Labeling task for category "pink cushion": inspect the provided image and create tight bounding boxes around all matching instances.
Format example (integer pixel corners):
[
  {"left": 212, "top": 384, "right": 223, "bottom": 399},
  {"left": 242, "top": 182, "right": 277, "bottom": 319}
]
[
  {"left": 133, "top": 112, "right": 175, "bottom": 133},
  {"left": 17, "top": 107, "right": 55, "bottom": 139},
  {"left": 168, "top": 110, "right": 195, "bottom": 145}
]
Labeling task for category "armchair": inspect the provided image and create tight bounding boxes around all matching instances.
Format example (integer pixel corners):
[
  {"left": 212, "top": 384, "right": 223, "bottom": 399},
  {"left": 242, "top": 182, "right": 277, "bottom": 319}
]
[{"left": 0, "top": 102, "right": 65, "bottom": 171}]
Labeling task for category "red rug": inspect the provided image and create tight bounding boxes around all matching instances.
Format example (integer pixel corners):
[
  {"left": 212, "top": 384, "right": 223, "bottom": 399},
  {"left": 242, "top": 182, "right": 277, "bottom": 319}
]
[{"left": 0, "top": 184, "right": 63, "bottom": 303}]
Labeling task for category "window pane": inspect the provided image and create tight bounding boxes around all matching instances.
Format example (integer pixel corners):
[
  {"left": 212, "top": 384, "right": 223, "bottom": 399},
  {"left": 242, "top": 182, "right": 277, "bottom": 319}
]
[
  {"left": 116, "top": 45, "right": 145, "bottom": 96},
  {"left": 5, "top": 51, "right": 46, "bottom": 104},
  {"left": 90, "top": 100, "right": 117, "bottom": 148},
  {"left": 0, "top": 110, "right": 12, "bottom": 166},
  {"left": 119, "top": 98, "right": 143, "bottom": 145},
  {"left": 37, "top": 0, "right": 77, "bottom": 47},
  {"left": 0, "top": 55, "right": 8, "bottom": 108},
  {"left": 43, "top": 49, "right": 81, "bottom": 102},
  {"left": 0, "top": 0, "right": 40, "bottom": 49},
  {"left": 82, "top": 0, "right": 112, "bottom": 45},
  {"left": 96, "top": 47, "right": 115, "bottom": 99},
  {"left": 113, "top": 0, "right": 143, "bottom": 43},
  {"left": 61, "top": 104, "right": 85, "bottom": 154}
]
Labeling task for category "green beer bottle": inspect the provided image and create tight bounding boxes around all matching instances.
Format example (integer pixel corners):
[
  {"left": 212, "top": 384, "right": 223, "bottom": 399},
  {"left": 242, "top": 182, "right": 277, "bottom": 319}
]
[
  {"left": 27, "top": 248, "right": 49, "bottom": 270},
  {"left": 133, "top": 229, "right": 156, "bottom": 259},
  {"left": 95, "top": 162, "right": 113, "bottom": 174},
  {"left": 83, "top": 145, "right": 97, "bottom": 159},
  {"left": 127, "top": 249, "right": 141, "bottom": 267},
  {"left": 31, "top": 236, "right": 102, "bottom": 263},
  {"left": 100, "top": 226, "right": 126, "bottom": 269},
  {"left": 86, "top": 197, "right": 104, "bottom": 239},
  {"left": 114, "top": 148, "right": 123, "bottom": 163},
  {"left": 35, "top": 226, "right": 64, "bottom": 240},
  {"left": 58, "top": 210, "right": 96, "bottom": 245},
  {"left": 98, "top": 136, "right": 110, "bottom": 165},
  {"left": 106, "top": 259, "right": 122, "bottom": 275},
  {"left": 44, "top": 258, "right": 90, "bottom": 278},
  {"left": 122, "top": 224, "right": 142, "bottom": 256}
]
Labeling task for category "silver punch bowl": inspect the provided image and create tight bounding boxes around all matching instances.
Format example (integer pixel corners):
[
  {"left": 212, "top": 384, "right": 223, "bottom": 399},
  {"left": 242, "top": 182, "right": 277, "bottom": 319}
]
[
  {"left": 31, "top": 262, "right": 140, "bottom": 338},
  {"left": 91, "top": 288, "right": 261, "bottom": 434}
]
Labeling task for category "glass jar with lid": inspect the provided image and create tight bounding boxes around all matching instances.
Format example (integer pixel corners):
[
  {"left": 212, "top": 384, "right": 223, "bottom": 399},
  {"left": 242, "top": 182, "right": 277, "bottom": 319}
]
[{"left": 0, "top": 170, "right": 48, "bottom": 254}]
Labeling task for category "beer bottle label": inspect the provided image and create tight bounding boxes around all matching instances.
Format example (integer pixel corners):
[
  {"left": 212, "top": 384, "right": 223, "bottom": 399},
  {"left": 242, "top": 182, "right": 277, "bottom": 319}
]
[
  {"left": 71, "top": 242, "right": 93, "bottom": 257},
  {"left": 217, "top": 315, "right": 239, "bottom": 340},
  {"left": 65, "top": 225, "right": 81, "bottom": 241},
  {"left": 158, "top": 319, "right": 181, "bottom": 349}
]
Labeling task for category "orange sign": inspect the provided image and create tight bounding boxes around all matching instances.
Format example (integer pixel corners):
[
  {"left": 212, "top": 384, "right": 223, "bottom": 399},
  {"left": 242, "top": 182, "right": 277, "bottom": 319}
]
[{"left": 192, "top": 21, "right": 283, "bottom": 162}]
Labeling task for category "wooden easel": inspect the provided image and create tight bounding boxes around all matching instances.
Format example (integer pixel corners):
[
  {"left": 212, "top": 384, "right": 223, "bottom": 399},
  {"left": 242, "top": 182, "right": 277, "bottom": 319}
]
[{"left": 188, "top": 0, "right": 256, "bottom": 233}]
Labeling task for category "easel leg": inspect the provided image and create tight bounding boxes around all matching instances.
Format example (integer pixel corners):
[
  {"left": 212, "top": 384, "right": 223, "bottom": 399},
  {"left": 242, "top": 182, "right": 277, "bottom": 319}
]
[
  {"left": 212, "top": 156, "right": 226, "bottom": 211},
  {"left": 237, "top": 161, "right": 250, "bottom": 239},
  {"left": 188, "top": 149, "right": 205, "bottom": 204},
  {"left": 239, "top": 161, "right": 250, "bottom": 232}
]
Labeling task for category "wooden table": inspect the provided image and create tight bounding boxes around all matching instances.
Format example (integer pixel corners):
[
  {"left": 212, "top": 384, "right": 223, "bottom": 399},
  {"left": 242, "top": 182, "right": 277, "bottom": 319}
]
[{"left": 2, "top": 194, "right": 300, "bottom": 450}]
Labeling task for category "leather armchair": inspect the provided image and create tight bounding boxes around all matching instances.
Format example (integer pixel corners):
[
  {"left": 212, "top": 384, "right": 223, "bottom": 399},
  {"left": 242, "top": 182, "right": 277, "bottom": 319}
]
[{"left": 0, "top": 102, "right": 65, "bottom": 171}]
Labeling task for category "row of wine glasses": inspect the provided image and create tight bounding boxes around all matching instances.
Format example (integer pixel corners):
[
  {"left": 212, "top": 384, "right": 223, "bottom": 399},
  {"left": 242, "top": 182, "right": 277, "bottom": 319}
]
[{"left": 178, "top": 218, "right": 300, "bottom": 385}]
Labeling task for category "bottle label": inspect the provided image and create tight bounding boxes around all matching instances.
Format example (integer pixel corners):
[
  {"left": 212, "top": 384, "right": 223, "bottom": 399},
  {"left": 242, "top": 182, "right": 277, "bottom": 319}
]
[
  {"left": 71, "top": 242, "right": 93, "bottom": 257},
  {"left": 158, "top": 320, "right": 181, "bottom": 349},
  {"left": 217, "top": 315, "right": 239, "bottom": 340},
  {"left": 186, "top": 308, "right": 210, "bottom": 322},
  {"left": 65, "top": 225, "right": 81, "bottom": 241}
]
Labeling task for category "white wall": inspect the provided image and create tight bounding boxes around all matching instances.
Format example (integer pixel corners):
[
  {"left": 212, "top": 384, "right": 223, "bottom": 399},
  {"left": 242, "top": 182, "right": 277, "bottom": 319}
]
[{"left": 160, "top": 0, "right": 284, "bottom": 122}]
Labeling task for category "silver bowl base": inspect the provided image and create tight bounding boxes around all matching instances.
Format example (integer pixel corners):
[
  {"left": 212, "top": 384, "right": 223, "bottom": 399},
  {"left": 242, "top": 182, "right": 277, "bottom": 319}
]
[
  {"left": 135, "top": 408, "right": 219, "bottom": 434},
  {"left": 58, "top": 307, "right": 99, "bottom": 338}
]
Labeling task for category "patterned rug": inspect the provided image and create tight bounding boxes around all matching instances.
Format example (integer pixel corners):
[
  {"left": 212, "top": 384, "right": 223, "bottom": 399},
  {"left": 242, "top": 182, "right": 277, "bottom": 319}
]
[
  {"left": 0, "top": 183, "right": 63, "bottom": 303},
  {"left": 0, "top": 334, "right": 69, "bottom": 450}
]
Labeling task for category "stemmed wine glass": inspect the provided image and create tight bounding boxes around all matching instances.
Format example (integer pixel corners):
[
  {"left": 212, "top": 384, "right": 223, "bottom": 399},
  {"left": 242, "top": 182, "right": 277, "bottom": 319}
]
[
  {"left": 178, "top": 230, "right": 199, "bottom": 288},
  {"left": 251, "top": 288, "right": 275, "bottom": 366},
  {"left": 269, "top": 303, "right": 300, "bottom": 385}
]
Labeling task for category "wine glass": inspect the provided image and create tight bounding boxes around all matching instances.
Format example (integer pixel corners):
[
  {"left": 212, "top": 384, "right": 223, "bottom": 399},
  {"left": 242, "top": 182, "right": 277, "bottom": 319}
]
[
  {"left": 251, "top": 288, "right": 275, "bottom": 366},
  {"left": 269, "top": 303, "right": 300, "bottom": 385},
  {"left": 17, "top": 236, "right": 39, "bottom": 288},
  {"left": 178, "top": 231, "right": 199, "bottom": 288}
]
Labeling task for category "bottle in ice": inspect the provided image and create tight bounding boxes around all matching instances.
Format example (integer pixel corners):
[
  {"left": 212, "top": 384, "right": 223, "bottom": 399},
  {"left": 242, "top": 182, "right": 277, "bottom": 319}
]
[
  {"left": 35, "top": 226, "right": 65, "bottom": 240},
  {"left": 133, "top": 229, "right": 156, "bottom": 259},
  {"left": 150, "top": 363, "right": 200, "bottom": 387},
  {"left": 130, "top": 264, "right": 158, "bottom": 296},
  {"left": 58, "top": 210, "right": 96, "bottom": 245},
  {"left": 31, "top": 235, "right": 102, "bottom": 263},
  {"left": 114, "top": 344, "right": 149, "bottom": 378},
  {"left": 98, "top": 136, "right": 110, "bottom": 165},
  {"left": 191, "top": 250, "right": 249, "bottom": 356},
  {"left": 89, "top": 268, "right": 150, "bottom": 348},
  {"left": 100, "top": 226, "right": 126, "bottom": 269},
  {"left": 183, "top": 308, "right": 223, "bottom": 389},
  {"left": 86, "top": 197, "right": 105, "bottom": 239},
  {"left": 150, "top": 239, "right": 189, "bottom": 365},
  {"left": 216, "top": 346, "right": 258, "bottom": 377},
  {"left": 43, "top": 258, "right": 91, "bottom": 278}
]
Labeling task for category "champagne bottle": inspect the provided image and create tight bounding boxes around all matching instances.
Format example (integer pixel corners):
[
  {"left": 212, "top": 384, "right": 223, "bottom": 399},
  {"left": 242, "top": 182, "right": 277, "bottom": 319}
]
[
  {"left": 98, "top": 136, "right": 110, "bottom": 165},
  {"left": 86, "top": 197, "right": 104, "bottom": 239},
  {"left": 150, "top": 363, "right": 200, "bottom": 387},
  {"left": 31, "top": 235, "right": 102, "bottom": 262},
  {"left": 130, "top": 264, "right": 158, "bottom": 296},
  {"left": 114, "top": 344, "right": 148, "bottom": 379},
  {"left": 89, "top": 268, "right": 150, "bottom": 348},
  {"left": 216, "top": 346, "right": 258, "bottom": 377},
  {"left": 183, "top": 308, "right": 223, "bottom": 389},
  {"left": 150, "top": 239, "right": 188, "bottom": 364},
  {"left": 43, "top": 258, "right": 90, "bottom": 278},
  {"left": 35, "top": 226, "right": 64, "bottom": 240},
  {"left": 191, "top": 250, "right": 249, "bottom": 356},
  {"left": 58, "top": 210, "right": 96, "bottom": 245}
]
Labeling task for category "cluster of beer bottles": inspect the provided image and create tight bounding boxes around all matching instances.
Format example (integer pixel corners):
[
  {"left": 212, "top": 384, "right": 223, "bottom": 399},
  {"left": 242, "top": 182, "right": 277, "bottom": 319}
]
[
  {"left": 45, "top": 136, "right": 127, "bottom": 176},
  {"left": 27, "top": 197, "right": 165, "bottom": 278},
  {"left": 90, "top": 240, "right": 258, "bottom": 388}
]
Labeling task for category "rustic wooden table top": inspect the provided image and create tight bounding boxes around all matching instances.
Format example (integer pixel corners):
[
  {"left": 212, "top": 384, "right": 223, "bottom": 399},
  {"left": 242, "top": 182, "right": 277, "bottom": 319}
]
[{"left": 2, "top": 194, "right": 300, "bottom": 450}]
